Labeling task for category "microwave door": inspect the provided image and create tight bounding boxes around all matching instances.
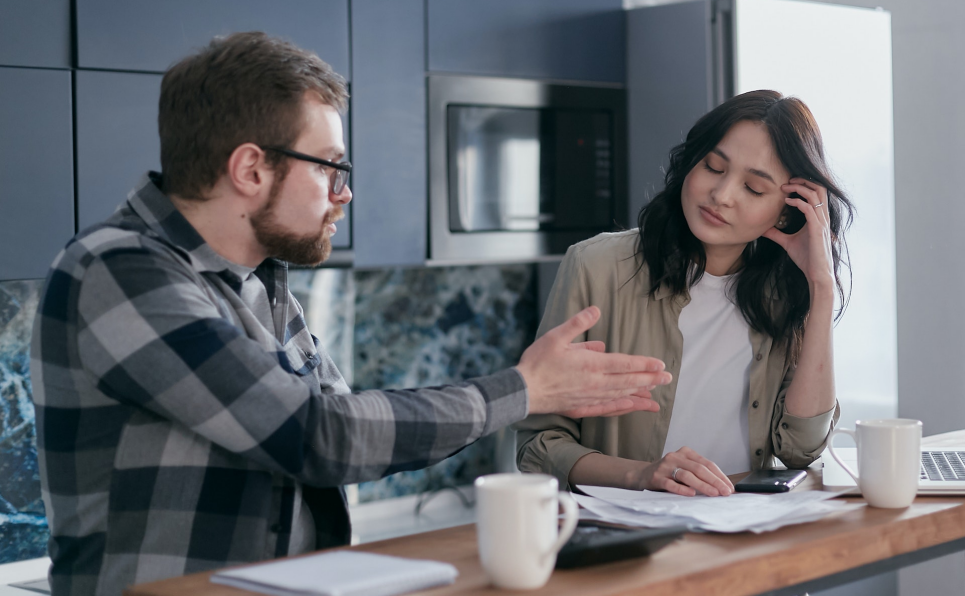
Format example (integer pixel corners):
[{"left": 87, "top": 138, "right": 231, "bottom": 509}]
[{"left": 448, "top": 106, "right": 542, "bottom": 233}]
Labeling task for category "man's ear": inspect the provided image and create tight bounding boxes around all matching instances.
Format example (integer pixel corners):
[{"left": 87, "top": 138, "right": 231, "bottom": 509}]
[{"left": 225, "top": 143, "right": 270, "bottom": 199}]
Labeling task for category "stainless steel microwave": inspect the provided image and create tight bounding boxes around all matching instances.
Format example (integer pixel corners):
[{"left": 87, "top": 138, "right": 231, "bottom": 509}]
[{"left": 428, "top": 75, "right": 627, "bottom": 264}]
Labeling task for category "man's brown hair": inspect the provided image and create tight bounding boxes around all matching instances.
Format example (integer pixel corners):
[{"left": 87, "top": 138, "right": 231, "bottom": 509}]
[{"left": 158, "top": 31, "right": 348, "bottom": 199}]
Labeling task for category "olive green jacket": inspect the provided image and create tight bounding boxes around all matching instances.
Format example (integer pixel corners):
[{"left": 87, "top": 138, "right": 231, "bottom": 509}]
[{"left": 515, "top": 230, "right": 839, "bottom": 489}]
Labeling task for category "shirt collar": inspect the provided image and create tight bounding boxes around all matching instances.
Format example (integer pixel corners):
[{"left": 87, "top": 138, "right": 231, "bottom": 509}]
[{"left": 127, "top": 171, "right": 262, "bottom": 279}]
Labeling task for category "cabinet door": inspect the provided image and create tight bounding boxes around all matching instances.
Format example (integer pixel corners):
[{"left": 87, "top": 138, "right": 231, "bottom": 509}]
[
  {"left": 0, "top": 67, "right": 74, "bottom": 280},
  {"left": 0, "top": 0, "right": 70, "bottom": 68},
  {"left": 350, "top": 0, "right": 426, "bottom": 267},
  {"left": 75, "top": 70, "right": 161, "bottom": 230},
  {"left": 428, "top": 0, "right": 624, "bottom": 83},
  {"left": 626, "top": 1, "right": 713, "bottom": 220},
  {"left": 75, "top": 0, "right": 349, "bottom": 79}
]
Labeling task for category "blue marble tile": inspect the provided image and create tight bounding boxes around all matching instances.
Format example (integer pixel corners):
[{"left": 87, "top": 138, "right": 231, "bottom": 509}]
[
  {"left": 0, "top": 279, "right": 48, "bottom": 563},
  {"left": 288, "top": 268, "right": 355, "bottom": 385},
  {"left": 352, "top": 265, "right": 536, "bottom": 390},
  {"left": 350, "top": 265, "right": 537, "bottom": 503}
]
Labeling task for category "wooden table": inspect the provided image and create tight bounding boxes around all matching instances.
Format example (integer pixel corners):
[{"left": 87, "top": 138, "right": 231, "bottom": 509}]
[{"left": 127, "top": 430, "right": 965, "bottom": 596}]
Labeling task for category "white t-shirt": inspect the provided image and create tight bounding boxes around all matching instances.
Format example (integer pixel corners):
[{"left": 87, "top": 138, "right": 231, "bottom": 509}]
[{"left": 661, "top": 272, "right": 753, "bottom": 475}]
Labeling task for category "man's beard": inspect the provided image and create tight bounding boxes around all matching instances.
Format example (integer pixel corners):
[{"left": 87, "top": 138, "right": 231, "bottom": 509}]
[{"left": 251, "top": 178, "right": 344, "bottom": 266}]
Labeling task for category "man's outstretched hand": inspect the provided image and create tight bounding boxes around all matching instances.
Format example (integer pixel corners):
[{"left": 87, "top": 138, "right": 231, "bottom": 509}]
[{"left": 515, "top": 306, "right": 672, "bottom": 418}]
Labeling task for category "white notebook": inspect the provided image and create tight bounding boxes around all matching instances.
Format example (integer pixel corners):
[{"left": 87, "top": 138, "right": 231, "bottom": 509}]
[{"left": 211, "top": 551, "right": 458, "bottom": 596}]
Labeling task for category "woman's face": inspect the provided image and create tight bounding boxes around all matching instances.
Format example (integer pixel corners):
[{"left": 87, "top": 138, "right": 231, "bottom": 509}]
[{"left": 681, "top": 120, "right": 791, "bottom": 253}]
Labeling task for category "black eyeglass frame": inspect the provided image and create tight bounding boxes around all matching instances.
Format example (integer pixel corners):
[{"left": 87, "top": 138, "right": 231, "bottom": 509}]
[{"left": 260, "top": 146, "right": 352, "bottom": 194}]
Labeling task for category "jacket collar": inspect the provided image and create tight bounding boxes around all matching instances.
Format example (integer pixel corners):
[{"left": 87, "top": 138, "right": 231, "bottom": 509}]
[{"left": 653, "top": 282, "right": 676, "bottom": 301}]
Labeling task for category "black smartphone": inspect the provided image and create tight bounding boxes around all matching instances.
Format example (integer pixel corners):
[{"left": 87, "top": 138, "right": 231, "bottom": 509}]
[
  {"left": 733, "top": 469, "right": 808, "bottom": 493},
  {"left": 778, "top": 192, "right": 807, "bottom": 234}
]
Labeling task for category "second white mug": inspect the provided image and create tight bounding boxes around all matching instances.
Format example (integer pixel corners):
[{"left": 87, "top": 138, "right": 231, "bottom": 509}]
[
  {"left": 827, "top": 418, "right": 922, "bottom": 508},
  {"left": 474, "top": 473, "right": 578, "bottom": 590}
]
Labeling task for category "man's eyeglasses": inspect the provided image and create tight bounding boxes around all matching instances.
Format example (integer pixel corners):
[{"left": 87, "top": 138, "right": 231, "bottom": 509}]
[{"left": 260, "top": 146, "right": 352, "bottom": 194}]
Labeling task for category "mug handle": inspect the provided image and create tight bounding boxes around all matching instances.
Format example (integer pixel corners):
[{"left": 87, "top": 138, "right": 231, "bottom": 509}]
[
  {"left": 827, "top": 427, "right": 860, "bottom": 484},
  {"left": 544, "top": 492, "right": 579, "bottom": 562}
]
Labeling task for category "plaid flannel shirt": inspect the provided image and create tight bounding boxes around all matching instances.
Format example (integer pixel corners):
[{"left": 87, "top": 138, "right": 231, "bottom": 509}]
[{"left": 31, "top": 172, "right": 528, "bottom": 596}]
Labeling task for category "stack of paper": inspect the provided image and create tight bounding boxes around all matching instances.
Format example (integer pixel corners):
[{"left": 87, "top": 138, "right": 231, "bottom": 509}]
[
  {"left": 575, "top": 485, "right": 859, "bottom": 533},
  {"left": 211, "top": 551, "right": 458, "bottom": 596}
]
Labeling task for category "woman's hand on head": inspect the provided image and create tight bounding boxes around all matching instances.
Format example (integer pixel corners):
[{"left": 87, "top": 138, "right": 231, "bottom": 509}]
[
  {"left": 761, "top": 178, "right": 836, "bottom": 293},
  {"left": 632, "top": 447, "right": 734, "bottom": 497}
]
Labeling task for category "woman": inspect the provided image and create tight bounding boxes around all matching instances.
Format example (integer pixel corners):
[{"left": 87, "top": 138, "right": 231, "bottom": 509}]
[{"left": 515, "top": 90, "right": 853, "bottom": 498}]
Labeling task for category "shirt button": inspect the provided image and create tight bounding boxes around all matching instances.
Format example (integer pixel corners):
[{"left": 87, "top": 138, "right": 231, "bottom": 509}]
[
  {"left": 782, "top": 422, "right": 789, "bottom": 430},
  {"left": 755, "top": 354, "right": 763, "bottom": 361},
  {"left": 755, "top": 449, "right": 764, "bottom": 456},
  {"left": 752, "top": 401, "right": 760, "bottom": 409}
]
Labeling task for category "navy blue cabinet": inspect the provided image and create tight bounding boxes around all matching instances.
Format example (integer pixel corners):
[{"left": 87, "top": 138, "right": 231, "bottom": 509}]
[
  {"left": 0, "top": 0, "right": 71, "bottom": 69},
  {"left": 350, "top": 0, "right": 426, "bottom": 267},
  {"left": 0, "top": 67, "right": 74, "bottom": 280},
  {"left": 428, "top": 0, "right": 625, "bottom": 83},
  {"left": 75, "top": 70, "right": 162, "bottom": 231},
  {"left": 75, "top": 0, "right": 350, "bottom": 78}
]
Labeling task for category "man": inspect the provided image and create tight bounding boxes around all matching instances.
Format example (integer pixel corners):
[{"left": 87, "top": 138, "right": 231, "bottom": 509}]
[{"left": 31, "top": 32, "right": 671, "bottom": 596}]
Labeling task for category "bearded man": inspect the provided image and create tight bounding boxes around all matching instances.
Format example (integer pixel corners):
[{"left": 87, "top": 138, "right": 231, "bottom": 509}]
[{"left": 31, "top": 32, "right": 670, "bottom": 596}]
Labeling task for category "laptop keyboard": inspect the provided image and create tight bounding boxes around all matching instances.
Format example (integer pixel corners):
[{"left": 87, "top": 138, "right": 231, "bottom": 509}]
[{"left": 921, "top": 451, "right": 965, "bottom": 481}]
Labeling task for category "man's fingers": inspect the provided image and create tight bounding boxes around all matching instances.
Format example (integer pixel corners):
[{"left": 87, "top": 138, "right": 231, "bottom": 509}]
[
  {"left": 560, "top": 395, "right": 660, "bottom": 419},
  {"left": 543, "top": 306, "right": 601, "bottom": 345},
  {"left": 607, "top": 396, "right": 659, "bottom": 414},
  {"left": 584, "top": 350, "right": 667, "bottom": 374},
  {"left": 572, "top": 340, "right": 606, "bottom": 353},
  {"left": 592, "top": 370, "right": 672, "bottom": 392}
]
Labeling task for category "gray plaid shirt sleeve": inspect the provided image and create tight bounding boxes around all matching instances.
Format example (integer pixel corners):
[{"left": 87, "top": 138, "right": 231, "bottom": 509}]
[
  {"left": 33, "top": 176, "right": 531, "bottom": 596},
  {"left": 74, "top": 245, "right": 528, "bottom": 485}
]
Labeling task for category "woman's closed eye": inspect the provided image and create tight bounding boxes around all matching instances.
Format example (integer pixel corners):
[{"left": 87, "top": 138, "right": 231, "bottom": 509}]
[
  {"left": 745, "top": 184, "right": 764, "bottom": 196},
  {"left": 703, "top": 161, "right": 723, "bottom": 174}
]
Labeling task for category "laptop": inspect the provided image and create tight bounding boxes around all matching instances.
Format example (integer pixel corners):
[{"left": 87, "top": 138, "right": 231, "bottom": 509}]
[{"left": 822, "top": 447, "right": 965, "bottom": 495}]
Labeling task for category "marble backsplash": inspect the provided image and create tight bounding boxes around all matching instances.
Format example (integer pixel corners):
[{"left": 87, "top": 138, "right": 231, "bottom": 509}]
[
  {"left": 290, "top": 264, "right": 537, "bottom": 503},
  {"left": 0, "top": 280, "right": 48, "bottom": 564},
  {"left": 0, "top": 264, "right": 536, "bottom": 563}
]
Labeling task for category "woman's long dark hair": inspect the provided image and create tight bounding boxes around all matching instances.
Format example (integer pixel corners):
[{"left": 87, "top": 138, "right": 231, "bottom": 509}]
[{"left": 637, "top": 90, "right": 854, "bottom": 362}]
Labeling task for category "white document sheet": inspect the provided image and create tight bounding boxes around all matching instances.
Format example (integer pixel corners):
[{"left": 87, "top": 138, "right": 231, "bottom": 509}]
[
  {"left": 211, "top": 551, "right": 458, "bottom": 596},
  {"left": 576, "top": 485, "right": 858, "bottom": 533}
]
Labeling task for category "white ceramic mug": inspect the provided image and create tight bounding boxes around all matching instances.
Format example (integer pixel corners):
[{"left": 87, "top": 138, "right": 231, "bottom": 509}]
[
  {"left": 474, "top": 473, "right": 578, "bottom": 590},
  {"left": 827, "top": 418, "right": 922, "bottom": 508}
]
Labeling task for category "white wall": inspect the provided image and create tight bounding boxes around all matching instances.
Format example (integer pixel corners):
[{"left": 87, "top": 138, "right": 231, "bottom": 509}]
[{"left": 813, "top": 0, "right": 965, "bottom": 593}]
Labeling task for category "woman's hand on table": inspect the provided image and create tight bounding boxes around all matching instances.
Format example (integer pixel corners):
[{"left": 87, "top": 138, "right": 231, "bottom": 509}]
[{"left": 632, "top": 447, "right": 734, "bottom": 497}]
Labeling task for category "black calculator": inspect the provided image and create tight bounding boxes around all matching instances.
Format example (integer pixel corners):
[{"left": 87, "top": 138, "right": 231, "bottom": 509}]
[{"left": 554, "top": 521, "right": 688, "bottom": 569}]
